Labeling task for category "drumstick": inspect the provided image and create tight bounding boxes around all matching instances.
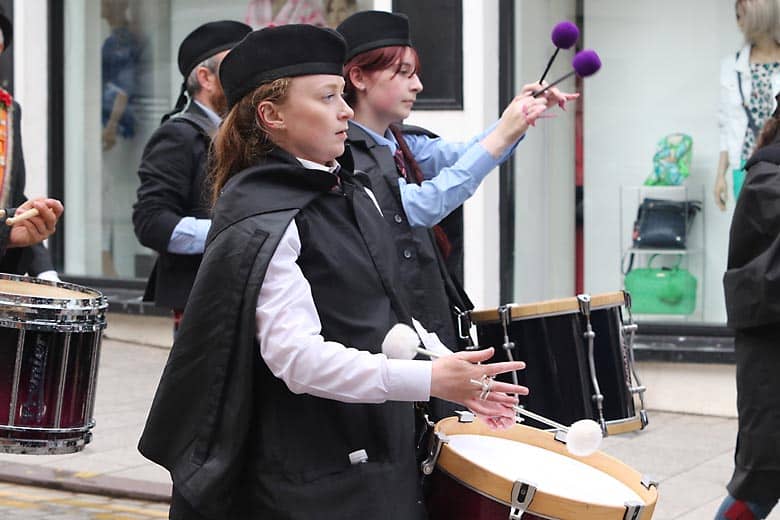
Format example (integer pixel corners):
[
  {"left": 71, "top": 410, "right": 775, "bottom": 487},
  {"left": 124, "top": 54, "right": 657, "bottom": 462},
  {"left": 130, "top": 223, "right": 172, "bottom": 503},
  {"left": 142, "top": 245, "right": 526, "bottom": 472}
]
[
  {"left": 513, "top": 405, "right": 603, "bottom": 456},
  {"left": 513, "top": 405, "right": 568, "bottom": 431},
  {"left": 381, "top": 323, "right": 442, "bottom": 360},
  {"left": 6, "top": 208, "right": 40, "bottom": 226}
]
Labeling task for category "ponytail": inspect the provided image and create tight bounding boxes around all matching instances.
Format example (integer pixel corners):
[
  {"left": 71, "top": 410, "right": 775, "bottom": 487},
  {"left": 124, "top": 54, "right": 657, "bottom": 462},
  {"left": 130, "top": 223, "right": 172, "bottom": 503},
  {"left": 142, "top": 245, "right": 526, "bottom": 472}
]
[{"left": 209, "top": 78, "right": 291, "bottom": 205}]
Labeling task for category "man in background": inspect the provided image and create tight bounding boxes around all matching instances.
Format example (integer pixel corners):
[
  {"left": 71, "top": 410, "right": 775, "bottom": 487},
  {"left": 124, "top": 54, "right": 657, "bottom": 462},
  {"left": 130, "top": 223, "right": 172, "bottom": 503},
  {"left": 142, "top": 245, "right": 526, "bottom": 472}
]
[{"left": 132, "top": 20, "right": 250, "bottom": 331}]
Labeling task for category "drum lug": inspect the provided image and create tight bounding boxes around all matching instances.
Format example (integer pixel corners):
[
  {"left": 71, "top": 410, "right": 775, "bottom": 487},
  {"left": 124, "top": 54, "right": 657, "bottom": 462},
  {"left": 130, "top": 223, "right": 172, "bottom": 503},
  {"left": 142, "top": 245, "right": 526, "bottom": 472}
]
[
  {"left": 509, "top": 480, "right": 537, "bottom": 520},
  {"left": 577, "top": 293, "right": 592, "bottom": 316},
  {"left": 641, "top": 475, "right": 659, "bottom": 489},
  {"left": 455, "top": 410, "right": 475, "bottom": 423},
  {"left": 420, "top": 431, "right": 449, "bottom": 476},
  {"left": 623, "top": 501, "right": 644, "bottom": 520}
]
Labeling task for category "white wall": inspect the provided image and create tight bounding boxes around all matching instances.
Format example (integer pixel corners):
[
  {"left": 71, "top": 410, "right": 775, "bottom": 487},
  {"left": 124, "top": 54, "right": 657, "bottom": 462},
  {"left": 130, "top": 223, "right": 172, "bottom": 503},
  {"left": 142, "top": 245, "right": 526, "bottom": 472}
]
[
  {"left": 13, "top": 0, "right": 48, "bottom": 199},
  {"left": 584, "top": 1, "right": 741, "bottom": 323}
]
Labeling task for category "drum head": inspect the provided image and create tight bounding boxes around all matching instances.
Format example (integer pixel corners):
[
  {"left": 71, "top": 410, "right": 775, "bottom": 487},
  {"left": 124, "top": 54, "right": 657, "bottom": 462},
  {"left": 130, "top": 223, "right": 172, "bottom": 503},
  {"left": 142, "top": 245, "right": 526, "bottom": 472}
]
[
  {"left": 433, "top": 418, "right": 657, "bottom": 520},
  {"left": 0, "top": 278, "right": 96, "bottom": 300},
  {"left": 0, "top": 274, "right": 107, "bottom": 328}
]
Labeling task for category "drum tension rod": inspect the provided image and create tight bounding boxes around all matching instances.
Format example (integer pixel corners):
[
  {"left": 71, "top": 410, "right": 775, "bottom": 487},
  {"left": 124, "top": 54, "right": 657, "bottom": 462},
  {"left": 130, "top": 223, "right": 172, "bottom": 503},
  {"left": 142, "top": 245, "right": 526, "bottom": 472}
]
[
  {"left": 620, "top": 291, "right": 649, "bottom": 430},
  {"left": 498, "top": 305, "right": 520, "bottom": 386},
  {"left": 454, "top": 306, "right": 478, "bottom": 351},
  {"left": 578, "top": 294, "right": 608, "bottom": 436}
]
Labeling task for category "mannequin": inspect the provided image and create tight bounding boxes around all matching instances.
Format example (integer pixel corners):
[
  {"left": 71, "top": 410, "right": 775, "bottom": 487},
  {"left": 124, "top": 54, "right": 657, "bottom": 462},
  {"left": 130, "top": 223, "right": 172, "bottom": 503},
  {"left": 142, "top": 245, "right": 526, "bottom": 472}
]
[{"left": 715, "top": 0, "right": 780, "bottom": 210}]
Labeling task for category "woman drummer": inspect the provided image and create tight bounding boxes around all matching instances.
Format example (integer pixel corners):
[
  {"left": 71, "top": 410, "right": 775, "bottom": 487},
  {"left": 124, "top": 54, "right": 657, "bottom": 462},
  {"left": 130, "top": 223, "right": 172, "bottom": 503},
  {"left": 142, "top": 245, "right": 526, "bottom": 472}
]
[
  {"left": 335, "top": 10, "right": 575, "bottom": 358},
  {"left": 138, "top": 24, "right": 527, "bottom": 520}
]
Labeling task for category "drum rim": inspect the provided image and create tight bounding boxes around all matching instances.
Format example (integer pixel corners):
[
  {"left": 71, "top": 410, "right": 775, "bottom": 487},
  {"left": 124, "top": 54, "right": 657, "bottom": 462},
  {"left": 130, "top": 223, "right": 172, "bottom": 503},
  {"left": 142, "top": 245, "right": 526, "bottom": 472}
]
[
  {"left": 0, "top": 316, "right": 107, "bottom": 332},
  {"left": 469, "top": 291, "right": 628, "bottom": 323},
  {"left": 0, "top": 420, "right": 95, "bottom": 435},
  {"left": 0, "top": 274, "right": 108, "bottom": 309},
  {"left": 433, "top": 418, "right": 657, "bottom": 520},
  {"left": 0, "top": 434, "right": 91, "bottom": 454}
]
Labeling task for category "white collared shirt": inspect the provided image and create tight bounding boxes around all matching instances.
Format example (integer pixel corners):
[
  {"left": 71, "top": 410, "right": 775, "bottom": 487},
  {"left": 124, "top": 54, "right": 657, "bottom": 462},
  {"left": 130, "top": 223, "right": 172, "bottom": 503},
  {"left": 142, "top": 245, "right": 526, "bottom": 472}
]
[
  {"left": 192, "top": 99, "right": 222, "bottom": 128},
  {"left": 296, "top": 157, "right": 383, "bottom": 215},
  {"left": 253, "top": 158, "right": 431, "bottom": 403}
]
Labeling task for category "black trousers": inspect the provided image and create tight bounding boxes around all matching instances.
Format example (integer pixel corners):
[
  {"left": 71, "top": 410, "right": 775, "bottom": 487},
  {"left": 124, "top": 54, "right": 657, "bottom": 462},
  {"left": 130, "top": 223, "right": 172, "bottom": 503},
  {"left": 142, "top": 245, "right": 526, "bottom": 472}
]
[{"left": 728, "top": 325, "right": 780, "bottom": 502}]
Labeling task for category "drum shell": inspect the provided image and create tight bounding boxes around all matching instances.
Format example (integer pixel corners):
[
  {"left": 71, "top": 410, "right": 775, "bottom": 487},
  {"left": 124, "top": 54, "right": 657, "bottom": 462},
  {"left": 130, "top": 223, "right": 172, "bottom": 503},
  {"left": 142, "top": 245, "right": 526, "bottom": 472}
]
[
  {"left": 426, "top": 418, "right": 658, "bottom": 520},
  {"left": 473, "top": 303, "right": 634, "bottom": 428},
  {"left": 0, "top": 275, "right": 106, "bottom": 454}
]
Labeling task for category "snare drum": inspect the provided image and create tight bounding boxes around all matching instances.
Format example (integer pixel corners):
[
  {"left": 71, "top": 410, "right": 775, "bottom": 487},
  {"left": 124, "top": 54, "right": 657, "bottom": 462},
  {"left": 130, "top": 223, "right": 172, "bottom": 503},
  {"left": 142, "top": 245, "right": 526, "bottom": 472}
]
[
  {"left": 0, "top": 274, "right": 107, "bottom": 454},
  {"left": 425, "top": 417, "right": 657, "bottom": 520},
  {"left": 469, "top": 292, "right": 646, "bottom": 435}
]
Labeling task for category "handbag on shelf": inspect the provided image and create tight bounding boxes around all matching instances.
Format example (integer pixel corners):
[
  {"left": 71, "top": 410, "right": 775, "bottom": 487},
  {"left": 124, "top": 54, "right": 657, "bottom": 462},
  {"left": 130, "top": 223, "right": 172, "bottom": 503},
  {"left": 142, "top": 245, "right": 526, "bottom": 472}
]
[
  {"left": 624, "top": 255, "right": 697, "bottom": 315},
  {"left": 632, "top": 198, "right": 701, "bottom": 249}
]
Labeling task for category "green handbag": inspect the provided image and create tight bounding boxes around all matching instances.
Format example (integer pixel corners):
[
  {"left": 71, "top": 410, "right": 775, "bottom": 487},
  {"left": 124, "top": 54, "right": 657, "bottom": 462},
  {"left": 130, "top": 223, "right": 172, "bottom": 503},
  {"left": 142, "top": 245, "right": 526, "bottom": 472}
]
[{"left": 624, "top": 255, "right": 697, "bottom": 314}]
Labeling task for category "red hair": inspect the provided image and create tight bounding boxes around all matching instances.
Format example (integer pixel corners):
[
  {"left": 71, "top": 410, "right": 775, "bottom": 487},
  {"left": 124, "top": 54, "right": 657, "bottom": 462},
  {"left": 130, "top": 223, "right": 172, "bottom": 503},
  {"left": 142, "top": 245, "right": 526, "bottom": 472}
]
[{"left": 343, "top": 45, "right": 421, "bottom": 105}]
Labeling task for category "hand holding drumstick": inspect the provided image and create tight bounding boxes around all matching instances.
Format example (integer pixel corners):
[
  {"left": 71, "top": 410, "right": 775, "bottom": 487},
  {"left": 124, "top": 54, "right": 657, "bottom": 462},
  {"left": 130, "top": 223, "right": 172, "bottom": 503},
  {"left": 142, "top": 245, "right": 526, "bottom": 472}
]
[{"left": 1, "top": 198, "right": 63, "bottom": 248}]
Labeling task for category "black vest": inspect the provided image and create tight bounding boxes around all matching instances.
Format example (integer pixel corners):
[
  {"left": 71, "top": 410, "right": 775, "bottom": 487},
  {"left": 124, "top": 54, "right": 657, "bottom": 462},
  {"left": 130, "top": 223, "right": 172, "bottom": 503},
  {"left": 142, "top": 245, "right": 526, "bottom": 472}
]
[
  {"left": 235, "top": 156, "right": 425, "bottom": 519},
  {"left": 347, "top": 124, "right": 458, "bottom": 349}
]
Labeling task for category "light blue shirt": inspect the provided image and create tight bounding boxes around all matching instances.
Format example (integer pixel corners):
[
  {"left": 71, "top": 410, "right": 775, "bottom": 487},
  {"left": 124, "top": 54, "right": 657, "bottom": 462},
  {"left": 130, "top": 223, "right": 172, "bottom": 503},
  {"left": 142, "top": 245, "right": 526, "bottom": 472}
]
[
  {"left": 166, "top": 100, "right": 220, "bottom": 254},
  {"left": 349, "top": 120, "right": 521, "bottom": 227}
]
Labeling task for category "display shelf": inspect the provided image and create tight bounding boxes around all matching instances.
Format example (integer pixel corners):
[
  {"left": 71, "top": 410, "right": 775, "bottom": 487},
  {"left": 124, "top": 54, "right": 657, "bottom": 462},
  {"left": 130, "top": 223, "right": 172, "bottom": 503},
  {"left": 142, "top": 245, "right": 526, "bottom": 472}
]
[{"left": 619, "top": 185, "right": 706, "bottom": 321}]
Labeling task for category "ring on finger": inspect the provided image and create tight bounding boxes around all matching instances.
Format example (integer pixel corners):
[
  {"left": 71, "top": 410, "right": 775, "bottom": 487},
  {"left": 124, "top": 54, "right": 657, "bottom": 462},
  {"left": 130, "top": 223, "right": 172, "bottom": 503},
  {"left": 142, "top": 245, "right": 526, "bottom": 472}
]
[{"left": 469, "top": 374, "right": 494, "bottom": 400}]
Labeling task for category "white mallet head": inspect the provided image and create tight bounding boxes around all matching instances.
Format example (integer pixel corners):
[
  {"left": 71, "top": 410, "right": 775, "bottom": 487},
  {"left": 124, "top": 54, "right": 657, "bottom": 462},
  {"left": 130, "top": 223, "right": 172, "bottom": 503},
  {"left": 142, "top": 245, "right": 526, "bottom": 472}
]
[
  {"left": 381, "top": 323, "right": 420, "bottom": 360},
  {"left": 565, "top": 419, "right": 603, "bottom": 457}
]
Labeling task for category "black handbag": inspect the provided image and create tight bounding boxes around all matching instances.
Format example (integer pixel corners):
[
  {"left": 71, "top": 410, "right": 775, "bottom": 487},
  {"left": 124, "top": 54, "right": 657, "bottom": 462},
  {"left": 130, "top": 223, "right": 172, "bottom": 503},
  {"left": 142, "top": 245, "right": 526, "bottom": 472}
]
[{"left": 632, "top": 198, "right": 701, "bottom": 249}]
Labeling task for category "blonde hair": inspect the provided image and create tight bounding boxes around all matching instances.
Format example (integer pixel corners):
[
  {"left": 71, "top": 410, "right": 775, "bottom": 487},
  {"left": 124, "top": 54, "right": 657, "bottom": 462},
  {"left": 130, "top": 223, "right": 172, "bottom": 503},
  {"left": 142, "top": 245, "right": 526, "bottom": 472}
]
[
  {"left": 209, "top": 78, "right": 291, "bottom": 205},
  {"left": 739, "top": 0, "right": 780, "bottom": 44}
]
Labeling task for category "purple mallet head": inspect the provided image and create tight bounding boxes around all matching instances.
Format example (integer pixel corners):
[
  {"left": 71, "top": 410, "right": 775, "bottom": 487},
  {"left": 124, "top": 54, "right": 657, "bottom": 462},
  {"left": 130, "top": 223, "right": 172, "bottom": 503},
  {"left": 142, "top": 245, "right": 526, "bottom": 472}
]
[
  {"left": 551, "top": 21, "right": 579, "bottom": 49},
  {"left": 572, "top": 49, "right": 601, "bottom": 77}
]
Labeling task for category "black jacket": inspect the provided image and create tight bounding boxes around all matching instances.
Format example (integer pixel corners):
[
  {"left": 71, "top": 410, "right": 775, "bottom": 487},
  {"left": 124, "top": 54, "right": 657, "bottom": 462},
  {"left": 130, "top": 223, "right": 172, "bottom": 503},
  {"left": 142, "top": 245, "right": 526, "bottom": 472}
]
[
  {"left": 133, "top": 102, "right": 214, "bottom": 310},
  {"left": 723, "top": 134, "right": 780, "bottom": 329},
  {"left": 139, "top": 149, "right": 424, "bottom": 519},
  {"left": 722, "top": 134, "right": 780, "bottom": 501},
  {"left": 0, "top": 101, "right": 55, "bottom": 274}
]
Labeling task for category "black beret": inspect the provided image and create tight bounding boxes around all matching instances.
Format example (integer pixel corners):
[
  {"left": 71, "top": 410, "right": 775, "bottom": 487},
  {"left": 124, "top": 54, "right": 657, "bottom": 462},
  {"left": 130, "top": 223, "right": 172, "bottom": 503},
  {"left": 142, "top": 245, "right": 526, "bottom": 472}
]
[
  {"left": 220, "top": 24, "right": 347, "bottom": 110},
  {"left": 178, "top": 20, "right": 252, "bottom": 78},
  {"left": 0, "top": 7, "right": 12, "bottom": 50},
  {"left": 336, "top": 11, "right": 412, "bottom": 62}
]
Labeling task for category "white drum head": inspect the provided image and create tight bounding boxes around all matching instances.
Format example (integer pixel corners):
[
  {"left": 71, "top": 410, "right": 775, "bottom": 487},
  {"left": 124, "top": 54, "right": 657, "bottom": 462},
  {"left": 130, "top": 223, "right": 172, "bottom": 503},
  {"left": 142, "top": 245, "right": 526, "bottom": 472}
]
[{"left": 447, "top": 434, "right": 643, "bottom": 507}]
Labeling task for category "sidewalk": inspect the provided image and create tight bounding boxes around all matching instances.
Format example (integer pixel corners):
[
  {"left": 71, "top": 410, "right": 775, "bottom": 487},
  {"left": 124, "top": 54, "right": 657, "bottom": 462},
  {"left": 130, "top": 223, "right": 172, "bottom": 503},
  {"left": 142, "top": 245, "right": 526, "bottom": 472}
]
[
  {"left": 0, "top": 314, "right": 173, "bottom": 501},
  {"left": 0, "top": 314, "right": 777, "bottom": 519}
]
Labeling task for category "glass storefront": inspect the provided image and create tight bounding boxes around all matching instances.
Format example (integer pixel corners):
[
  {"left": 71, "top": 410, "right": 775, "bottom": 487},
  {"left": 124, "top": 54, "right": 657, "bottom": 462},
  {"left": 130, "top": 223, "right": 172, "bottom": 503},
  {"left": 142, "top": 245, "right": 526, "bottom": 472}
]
[
  {"left": 62, "top": 0, "right": 369, "bottom": 280},
  {"left": 509, "top": 0, "right": 744, "bottom": 325},
  {"left": 584, "top": 0, "right": 741, "bottom": 325},
  {"left": 56, "top": 0, "right": 744, "bottom": 328}
]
